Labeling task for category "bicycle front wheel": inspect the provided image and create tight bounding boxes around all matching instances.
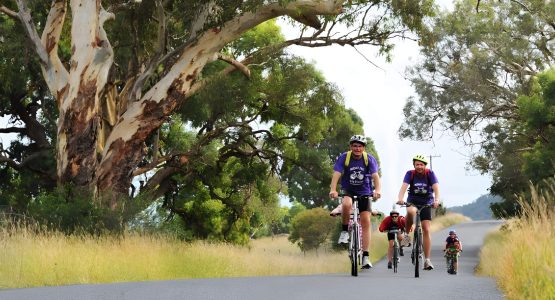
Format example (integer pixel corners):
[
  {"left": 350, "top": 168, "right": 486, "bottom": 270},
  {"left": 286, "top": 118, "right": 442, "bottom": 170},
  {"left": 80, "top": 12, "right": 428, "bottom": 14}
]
[
  {"left": 414, "top": 230, "right": 422, "bottom": 278},
  {"left": 393, "top": 241, "right": 399, "bottom": 273},
  {"left": 447, "top": 255, "right": 456, "bottom": 274},
  {"left": 350, "top": 225, "right": 359, "bottom": 276}
]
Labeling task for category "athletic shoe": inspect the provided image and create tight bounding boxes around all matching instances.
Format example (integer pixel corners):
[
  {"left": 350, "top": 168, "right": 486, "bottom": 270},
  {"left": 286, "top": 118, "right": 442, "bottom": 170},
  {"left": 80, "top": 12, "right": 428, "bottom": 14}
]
[
  {"left": 401, "top": 234, "right": 411, "bottom": 247},
  {"left": 387, "top": 261, "right": 392, "bottom": 269},
  {"left": 424, "top": 258, "right": 434, "bottom": 270},
  {"left": 399, "top": 247, "right": 404, "bottom": 256},
  {"left": 361, "top": 256, "right": 372, "bottom": 269},
  {"left": 338, "top": 231, "right": 349, "bottom": 244}
]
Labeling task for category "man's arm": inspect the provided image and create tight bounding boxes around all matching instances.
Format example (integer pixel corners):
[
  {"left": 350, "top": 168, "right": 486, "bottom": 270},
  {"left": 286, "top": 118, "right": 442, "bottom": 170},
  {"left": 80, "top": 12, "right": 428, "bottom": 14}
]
[
  {"left": 371, "top": 172, "right": 381, "bottom": 199},
  {"left": 397, "top": 182, "right": 409, "bottom": 205},
  {"left": 432, "top": 183, "right": 440, "bottom": 208},
  {"left": 329, "top": 171, "right": 342, "bottom": 199}
]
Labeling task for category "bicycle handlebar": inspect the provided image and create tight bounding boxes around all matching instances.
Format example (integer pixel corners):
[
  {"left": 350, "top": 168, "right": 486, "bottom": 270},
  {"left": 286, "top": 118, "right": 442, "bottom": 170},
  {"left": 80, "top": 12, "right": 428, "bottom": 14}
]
[
  {"left": 400, "top": 202, "right": 433, "bottom": 208},
  {"left": 339, "top": 195, "right": 375, "bottom": 201}
]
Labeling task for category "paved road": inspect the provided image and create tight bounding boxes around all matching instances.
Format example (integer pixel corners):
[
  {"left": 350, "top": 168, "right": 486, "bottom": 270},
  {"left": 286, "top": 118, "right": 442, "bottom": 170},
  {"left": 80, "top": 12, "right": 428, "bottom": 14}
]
[{"left": 0, "top": 220, "right": 505, "bottom": 300}]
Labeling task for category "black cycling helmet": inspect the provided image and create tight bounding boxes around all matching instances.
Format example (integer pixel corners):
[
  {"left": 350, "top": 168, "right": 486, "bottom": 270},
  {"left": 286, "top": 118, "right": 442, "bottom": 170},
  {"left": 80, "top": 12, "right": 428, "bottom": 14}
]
[
  {"left": 349, "top": 135, "right": 366, "bottom": 146},
  {"left": 449, "top": 230, "right": 456, "bottom": 235}
]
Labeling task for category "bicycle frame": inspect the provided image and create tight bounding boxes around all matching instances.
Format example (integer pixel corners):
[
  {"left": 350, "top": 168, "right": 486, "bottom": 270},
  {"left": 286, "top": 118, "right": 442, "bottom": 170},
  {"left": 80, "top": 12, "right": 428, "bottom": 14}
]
[
  {"left": 406, "top": 203, "right": 432, "bottom": 278},
  {"left": 446, "top": 254, "right": 456, "bottom": 274},
  {"left": 348, "top": 198, "right": 361, "bottom": 276},
  {"left": 389, "top": 228, "right": 400, "bottom": 273},
  {"left": 445, "top": 249, "right": 460, "bottom": 274}
]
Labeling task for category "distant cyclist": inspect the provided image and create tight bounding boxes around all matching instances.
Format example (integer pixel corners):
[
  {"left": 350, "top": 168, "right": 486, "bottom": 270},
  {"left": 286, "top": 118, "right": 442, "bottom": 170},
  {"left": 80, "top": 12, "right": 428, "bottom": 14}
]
[
  {"left": 444, "top": 230, "right": 463, "bottom": 274},
  {"left": 445, "top": 230, "right": 463, "bottom": 251},
  {"left": 378, "top": 209, "right": 407, "bottom": 269},
  {"left": 396, "top": 154, "right": 440, "bottom": 270},
  {"left": 329, "top": 135, "right": 382, "bottom": 269}
]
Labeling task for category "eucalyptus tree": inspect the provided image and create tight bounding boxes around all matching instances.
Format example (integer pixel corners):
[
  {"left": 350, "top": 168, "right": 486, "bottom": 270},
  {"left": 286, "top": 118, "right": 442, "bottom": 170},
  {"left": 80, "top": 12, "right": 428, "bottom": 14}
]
[
  {"left": 0, "top": 0, "right": 434, "bottom": 212},
  {"left": 399, "top": 0, "right": 555, "bottom": 216}
]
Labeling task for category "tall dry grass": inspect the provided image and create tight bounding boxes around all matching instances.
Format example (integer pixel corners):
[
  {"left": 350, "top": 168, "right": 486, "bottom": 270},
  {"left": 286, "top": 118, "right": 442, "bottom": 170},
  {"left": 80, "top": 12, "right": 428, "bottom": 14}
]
[
  {"left": 477, "top": 180, "right": 555, "bottom": 300},
  {"left": 0, "top": 212, "right": 467, "bottom": 289},
  {"left": 0, "top": 224, "right": 347, "bottom": 289}
]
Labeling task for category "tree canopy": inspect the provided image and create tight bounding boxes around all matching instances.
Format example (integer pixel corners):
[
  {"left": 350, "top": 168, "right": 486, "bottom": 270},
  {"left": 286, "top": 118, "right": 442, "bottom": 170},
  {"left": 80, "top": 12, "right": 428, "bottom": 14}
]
[
  {"left": 400, "top": 0, "right": 555, "bottom": 217},
  {"left": 0, "top": 0, "right": 435, "bottom": 236}
]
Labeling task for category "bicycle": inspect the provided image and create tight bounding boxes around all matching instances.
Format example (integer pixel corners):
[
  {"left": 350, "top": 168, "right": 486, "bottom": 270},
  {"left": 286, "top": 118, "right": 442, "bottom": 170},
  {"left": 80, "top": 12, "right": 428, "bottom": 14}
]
[
  {"left": 388, "top": 228, "right": 401, "bottom": 273},
  {"left": 404, "top": 203, "right": 432, "bottom": 278},
  {"left": 445, "top": 247, "right": 462, "bottom": 275},
  {"left": 341, "top": 195, "right": 372, "bottom": 276}
]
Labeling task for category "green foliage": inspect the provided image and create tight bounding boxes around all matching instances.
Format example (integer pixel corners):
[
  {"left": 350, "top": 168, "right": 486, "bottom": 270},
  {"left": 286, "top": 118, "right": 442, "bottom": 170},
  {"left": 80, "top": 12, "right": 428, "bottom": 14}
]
[
  {"left": 27, "top": 186, "right": 121, "bottom": 234},
  {"left": 3, "top": 2, "right": 392, "bottom": 241},
  {"left": 400, "top": 0, "right": 555, "bottom": 217},
  {"left": 227, "top": 20, "right": 285, "bottom": 57},
  {"left": 288, "top": 207, "right": 336, "bottom": 252},
  {"left": 288, "top": 201, "right": 307, "bottom": 220}
]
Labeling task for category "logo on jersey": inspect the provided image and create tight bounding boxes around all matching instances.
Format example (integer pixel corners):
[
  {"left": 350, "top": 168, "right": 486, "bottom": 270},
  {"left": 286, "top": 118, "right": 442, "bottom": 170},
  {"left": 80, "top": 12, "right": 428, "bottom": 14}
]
[{"left": 349, "top": 167, "right": 365, "bottom": 186}]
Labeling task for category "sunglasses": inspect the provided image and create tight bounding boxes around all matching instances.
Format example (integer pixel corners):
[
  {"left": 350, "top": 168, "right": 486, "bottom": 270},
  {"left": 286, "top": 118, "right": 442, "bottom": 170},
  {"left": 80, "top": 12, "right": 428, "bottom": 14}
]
[{"left": 391, "top": 215, "right": 399, "bottom": 218}]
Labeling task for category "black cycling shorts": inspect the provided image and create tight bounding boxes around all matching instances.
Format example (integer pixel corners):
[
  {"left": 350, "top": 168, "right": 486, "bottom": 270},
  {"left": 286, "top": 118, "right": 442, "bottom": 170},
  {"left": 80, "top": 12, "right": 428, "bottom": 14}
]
[
  {"left": 341, "top": 190, "right": 372, "bottom": 212},
  {"left": 408, "top": 204, "right": 432, "bottom": 221},
  {"left": 387, "top": 232, "right": 400, "bottom": 241}
]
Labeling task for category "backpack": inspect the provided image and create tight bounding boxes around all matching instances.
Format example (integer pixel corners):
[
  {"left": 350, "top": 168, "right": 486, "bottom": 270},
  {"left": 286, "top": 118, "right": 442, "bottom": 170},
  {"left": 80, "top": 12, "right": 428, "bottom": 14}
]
[
  {"left": 344, "top": 150, "right": 369, "bottom": 171},
  {"left": 409, "top": 169, "right": 432, "bottom": 195}
]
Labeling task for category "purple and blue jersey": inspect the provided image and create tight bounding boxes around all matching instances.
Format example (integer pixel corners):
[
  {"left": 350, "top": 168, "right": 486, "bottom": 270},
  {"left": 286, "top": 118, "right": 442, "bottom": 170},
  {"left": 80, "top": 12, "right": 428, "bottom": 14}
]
[
  {"left": 333, "top": 152, "right": 379, "bottom": 196},
  {"left": 403, "top": 169, "right": 438, "bottom": 205}
]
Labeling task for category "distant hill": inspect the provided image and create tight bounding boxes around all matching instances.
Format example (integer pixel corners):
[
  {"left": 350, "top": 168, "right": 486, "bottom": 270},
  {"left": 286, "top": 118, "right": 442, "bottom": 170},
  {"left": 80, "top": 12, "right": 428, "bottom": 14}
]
[{"left": 447, "top": 194, "right": 503, "bottom": 220}]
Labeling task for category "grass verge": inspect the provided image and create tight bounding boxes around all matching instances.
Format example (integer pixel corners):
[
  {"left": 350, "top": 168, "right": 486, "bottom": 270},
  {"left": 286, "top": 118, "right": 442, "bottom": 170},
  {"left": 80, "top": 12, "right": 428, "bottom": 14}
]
[
  {"left": 477, "top": 181, "right": 555, "bottom": 300},
  {"left": 0, "top": 212, "right": 467, "bottom": 289}
]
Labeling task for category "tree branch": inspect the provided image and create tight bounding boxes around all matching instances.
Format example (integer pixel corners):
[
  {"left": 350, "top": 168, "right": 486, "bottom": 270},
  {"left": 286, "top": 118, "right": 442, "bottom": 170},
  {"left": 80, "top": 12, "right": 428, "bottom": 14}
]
[
  {"left": 129, "top": 0, "right": 167, "bottom": 102},
  {"left": 0, "top": 127, "right": 26, "bottom": 134},
  {"left": 0, "top": 5, "right": 18, "bottom": 18},
  {"left": 217, "top": 53, "right": 251, "bottom": 78},
  {"left": 40, "top": 0, "right": 69, "bottom": 97},
  {"left": 15, "top": 0, "right": 49, "bottom": 66}
]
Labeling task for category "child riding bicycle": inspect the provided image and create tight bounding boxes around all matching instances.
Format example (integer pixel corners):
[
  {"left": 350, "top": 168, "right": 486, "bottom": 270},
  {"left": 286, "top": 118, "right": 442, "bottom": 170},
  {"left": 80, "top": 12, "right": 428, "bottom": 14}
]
[
  {"left": 444, "top": 230, "right": 463, "bottom": 274},
  {"left": 378, "top": 209, "right": 407, "bottom": 269}
]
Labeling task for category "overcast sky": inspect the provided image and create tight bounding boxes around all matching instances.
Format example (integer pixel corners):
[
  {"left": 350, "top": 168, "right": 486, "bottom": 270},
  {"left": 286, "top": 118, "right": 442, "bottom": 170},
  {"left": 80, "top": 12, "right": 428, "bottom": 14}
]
[{"left": 279, "top": 9, "right": 492, "bottom": 213}]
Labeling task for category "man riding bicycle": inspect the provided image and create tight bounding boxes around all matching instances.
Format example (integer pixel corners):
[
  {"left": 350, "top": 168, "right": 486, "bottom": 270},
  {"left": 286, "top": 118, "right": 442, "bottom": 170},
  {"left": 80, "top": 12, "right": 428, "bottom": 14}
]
[
  {"left": 396, "top": 154, "right": 440, "bottom": 270},
  {"left": 329, "top": 135, "right": 382, "bottom": 269},
  {"left": 378, "top": 209, "right": 407, "bottom": 269},
  {"left": 444, "top": 230, "right": 463, "bottom": 274}
]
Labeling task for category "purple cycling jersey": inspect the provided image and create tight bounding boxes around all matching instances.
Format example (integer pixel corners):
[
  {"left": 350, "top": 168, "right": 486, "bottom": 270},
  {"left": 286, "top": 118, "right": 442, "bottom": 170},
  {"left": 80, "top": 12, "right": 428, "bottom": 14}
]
[
  {"left": 333, "top": 152, "right": 379, "bottom": 195},
  {"left": 403, "top": 169, "right": 438, "bottom": 205}
]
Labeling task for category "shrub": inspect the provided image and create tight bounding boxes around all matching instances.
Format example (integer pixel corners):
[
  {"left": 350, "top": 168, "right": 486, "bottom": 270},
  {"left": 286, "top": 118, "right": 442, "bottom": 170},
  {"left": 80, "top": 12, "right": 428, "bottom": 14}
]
[{"left": 288, "top": 208, "right": 336, "bottom": 252}]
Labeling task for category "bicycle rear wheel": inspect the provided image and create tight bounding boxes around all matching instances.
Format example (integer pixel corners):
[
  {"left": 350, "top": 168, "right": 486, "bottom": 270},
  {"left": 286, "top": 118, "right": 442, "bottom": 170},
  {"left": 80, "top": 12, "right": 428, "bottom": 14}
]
[{"left": 350, "top": 224, "right": 359, "bottom": 276}]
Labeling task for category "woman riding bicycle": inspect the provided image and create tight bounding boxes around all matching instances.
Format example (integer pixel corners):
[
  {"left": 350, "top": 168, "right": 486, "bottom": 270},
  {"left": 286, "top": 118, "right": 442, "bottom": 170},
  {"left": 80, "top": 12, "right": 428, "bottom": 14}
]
[
  {"left": 329, "top": 135, "right": 382, "bottom": 269},
  {"left": 396, "top": 154, "right": 440, "bottom": 270},
  {"left": 378, "top": 209, "right": 407, "bottom": 269}
]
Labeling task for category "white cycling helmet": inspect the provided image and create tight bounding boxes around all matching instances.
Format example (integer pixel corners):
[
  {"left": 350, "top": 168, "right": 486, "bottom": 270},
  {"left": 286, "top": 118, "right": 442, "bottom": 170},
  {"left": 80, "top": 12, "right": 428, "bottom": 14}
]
[{"left": 349, "top": 135, "right": 366, "bottom": 146}]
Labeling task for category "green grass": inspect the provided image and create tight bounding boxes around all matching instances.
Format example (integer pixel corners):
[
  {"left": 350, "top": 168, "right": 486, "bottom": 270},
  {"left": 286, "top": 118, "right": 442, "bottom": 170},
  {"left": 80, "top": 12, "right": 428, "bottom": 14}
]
[
  {"left": 477, "top": 183, "right": 555, "bottom": 300},
  {"left": 0, "top": 213, "right": 467, "bottom": 289}
]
